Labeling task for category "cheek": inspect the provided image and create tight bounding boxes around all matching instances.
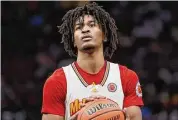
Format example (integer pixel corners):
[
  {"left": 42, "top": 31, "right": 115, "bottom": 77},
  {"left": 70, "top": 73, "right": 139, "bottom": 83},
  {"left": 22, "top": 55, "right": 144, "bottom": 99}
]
[
  {"left": 94, "top": 29, "right": 104, "bottom": 42},
  {"left": 74, "top": 32, "right": 80, "bottom": 43}
]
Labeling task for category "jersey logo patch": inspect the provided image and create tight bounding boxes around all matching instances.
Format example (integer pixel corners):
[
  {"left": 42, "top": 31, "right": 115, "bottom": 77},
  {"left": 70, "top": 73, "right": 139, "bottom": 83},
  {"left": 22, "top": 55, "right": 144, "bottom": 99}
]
[
  {"left": 91, "top": 82, "right": 99, "bottom": 93},
  {"left": 136, "top": 81, "right": 142, "bottom": 97},
  {"left": 107, "top": 83, "right": 117, "bottom": 92}
]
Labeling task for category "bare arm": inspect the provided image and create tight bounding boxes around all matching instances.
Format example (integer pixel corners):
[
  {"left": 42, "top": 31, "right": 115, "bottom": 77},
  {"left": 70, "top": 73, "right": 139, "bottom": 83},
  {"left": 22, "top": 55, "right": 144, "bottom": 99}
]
[
  {"left": 42, "top": 114, "right": 64, "bottom": 120},
  {"left": 125, "top": 106, "right": 142, "bottom": 120},
  {"left": 119, "top": 66, "right": 143, "bottom": 120}
]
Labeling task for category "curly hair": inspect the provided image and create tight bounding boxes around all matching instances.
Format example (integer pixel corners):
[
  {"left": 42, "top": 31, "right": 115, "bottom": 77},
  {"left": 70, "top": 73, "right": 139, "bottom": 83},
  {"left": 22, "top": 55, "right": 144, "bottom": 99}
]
[{"left": 57, "top": 2, "right": 120, "bottom": 58}]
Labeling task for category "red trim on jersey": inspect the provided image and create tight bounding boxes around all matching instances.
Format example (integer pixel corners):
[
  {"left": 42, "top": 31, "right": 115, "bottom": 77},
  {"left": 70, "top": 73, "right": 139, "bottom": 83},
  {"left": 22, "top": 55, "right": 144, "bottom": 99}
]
[
  {"left": 74, "top": 61, "right": 107, "bottom": 85},
  {"left": 41, "top": 62, "right": 144, "bottom": 116},
  {"left": 119, "top": 65, "right": 144, "bottom": 107},
  {"left": 41, "top": 68, "right": 66, "bottom": 116}
]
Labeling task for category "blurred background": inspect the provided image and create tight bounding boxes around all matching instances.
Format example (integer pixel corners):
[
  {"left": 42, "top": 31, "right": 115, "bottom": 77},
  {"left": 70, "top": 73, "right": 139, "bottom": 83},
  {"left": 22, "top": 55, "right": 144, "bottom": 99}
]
[{"left": 1, "top": 1, "right": 178, "bottom": 120}]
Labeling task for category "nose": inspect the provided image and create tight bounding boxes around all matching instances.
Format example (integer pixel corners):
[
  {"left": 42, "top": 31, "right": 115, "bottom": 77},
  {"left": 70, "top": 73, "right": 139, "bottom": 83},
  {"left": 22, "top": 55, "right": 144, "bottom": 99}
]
[{"left": 81, "top": 25, "right": 90, "bottom": 33}]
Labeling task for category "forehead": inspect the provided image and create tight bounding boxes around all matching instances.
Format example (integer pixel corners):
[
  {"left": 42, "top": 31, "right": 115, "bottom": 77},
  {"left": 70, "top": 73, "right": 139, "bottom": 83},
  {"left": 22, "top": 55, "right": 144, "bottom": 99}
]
[{"left": 75, "top": 15, "right": 96, "bottom": 25}]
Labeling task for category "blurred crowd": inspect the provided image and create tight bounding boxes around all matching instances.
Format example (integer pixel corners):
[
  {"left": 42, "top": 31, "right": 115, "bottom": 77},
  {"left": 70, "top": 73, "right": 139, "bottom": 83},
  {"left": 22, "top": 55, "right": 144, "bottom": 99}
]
[{"left": 1, "top": 1, "right": 178, "bottom": 120}]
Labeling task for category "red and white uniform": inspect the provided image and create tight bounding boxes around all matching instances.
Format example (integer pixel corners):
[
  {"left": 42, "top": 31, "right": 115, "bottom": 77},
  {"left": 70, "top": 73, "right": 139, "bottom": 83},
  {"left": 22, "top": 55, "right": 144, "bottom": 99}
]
[{"left": 41, "top": 61, "right": 144, "bottom": 119}]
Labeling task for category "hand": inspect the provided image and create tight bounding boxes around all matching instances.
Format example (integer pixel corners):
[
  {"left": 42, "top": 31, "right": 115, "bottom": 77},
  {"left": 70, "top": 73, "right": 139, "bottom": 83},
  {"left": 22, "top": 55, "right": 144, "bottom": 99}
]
[
  {"left": 123, "top": 108, "right": 130, "bottom": 120},
  {"left": 70, "top": 95, "right": 106, "bottom": 120},
  {"left": 85, "top": 95, "right": 106, "bottom": 102}
]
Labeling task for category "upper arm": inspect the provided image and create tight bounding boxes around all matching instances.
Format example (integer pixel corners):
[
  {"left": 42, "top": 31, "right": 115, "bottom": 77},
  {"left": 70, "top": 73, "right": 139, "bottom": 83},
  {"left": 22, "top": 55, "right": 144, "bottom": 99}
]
[
  {"left": 41, "top": 69, "right": 67, "bottom": 117},
  {"left": 119, "top": 65, "right": 143, "bottom": 119},
  {"left": 42, "top": 114, "right": 64, "bottom": 120}
]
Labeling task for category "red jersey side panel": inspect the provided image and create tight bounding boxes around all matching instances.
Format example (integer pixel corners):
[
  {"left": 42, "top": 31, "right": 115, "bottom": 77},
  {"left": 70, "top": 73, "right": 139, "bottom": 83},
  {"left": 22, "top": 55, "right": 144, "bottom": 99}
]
[
  {"left": 41, "top": 62, "right": 144, "bottom": 116},
  {"left": 41, "top": 68, "right": 66, "bottom": 116},
  {"left": 119, "top": 65, "right": 144, "bottom": 108}
]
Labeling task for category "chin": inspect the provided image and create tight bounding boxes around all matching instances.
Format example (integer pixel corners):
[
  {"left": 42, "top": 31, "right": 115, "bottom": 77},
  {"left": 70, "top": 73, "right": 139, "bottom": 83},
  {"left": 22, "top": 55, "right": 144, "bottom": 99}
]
[
  {"left": 83, "top": 49, "right": 95, "bottom": 54},
  {"left": 82, "top": 43, "right": 96, "bottom": 49},
  {"left": 81, "top": 44, "right": 96, "bottom": 53}
]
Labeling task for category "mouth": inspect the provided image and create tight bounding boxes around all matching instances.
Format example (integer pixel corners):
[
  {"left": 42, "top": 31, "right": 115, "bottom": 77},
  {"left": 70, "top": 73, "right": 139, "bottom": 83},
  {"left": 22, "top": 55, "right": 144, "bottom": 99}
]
[{"left": 82, "top": 35, "right": 92, "bottom": 41}]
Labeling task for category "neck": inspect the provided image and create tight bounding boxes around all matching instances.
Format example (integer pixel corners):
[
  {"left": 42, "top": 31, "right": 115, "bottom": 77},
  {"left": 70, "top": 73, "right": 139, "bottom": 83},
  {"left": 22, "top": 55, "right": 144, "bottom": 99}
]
[{"left": 76, "top": 49, "right": 105, "bottom": 74}]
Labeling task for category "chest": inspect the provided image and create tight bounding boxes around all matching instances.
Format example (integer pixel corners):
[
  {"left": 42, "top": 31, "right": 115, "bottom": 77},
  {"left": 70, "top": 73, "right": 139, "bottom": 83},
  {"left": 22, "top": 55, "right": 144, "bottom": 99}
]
[{"left": 63, "top": 62, "right": 124, "bottom": 108}]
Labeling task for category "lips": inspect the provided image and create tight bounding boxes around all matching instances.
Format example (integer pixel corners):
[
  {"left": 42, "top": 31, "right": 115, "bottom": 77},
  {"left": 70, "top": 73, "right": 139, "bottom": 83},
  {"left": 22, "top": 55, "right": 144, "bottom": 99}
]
[{"left": 82, "top": 35, "right": 92, "bottom": 41}]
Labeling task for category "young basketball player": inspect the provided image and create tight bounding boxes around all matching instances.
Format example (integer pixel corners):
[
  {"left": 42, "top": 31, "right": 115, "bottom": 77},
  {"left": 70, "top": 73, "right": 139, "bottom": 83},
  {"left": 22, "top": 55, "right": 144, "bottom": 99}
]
[{"left": 41, "top": 2, "right": 144, "bottom": 120}]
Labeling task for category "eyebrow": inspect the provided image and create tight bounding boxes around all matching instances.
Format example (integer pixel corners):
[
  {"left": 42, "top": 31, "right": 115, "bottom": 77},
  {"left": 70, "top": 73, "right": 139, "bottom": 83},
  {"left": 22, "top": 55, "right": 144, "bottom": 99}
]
[{"left": 75, "top": 20, "right": 96, "bottom": 26}]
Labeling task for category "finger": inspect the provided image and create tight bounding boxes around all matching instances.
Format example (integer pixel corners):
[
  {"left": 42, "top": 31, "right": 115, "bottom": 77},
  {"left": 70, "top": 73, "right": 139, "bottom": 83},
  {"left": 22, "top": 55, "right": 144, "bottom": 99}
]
[
  {"left": 89, "top": 95, "right": 106, "bottom": 99},
  {"left": 85, "top": 98, "right": 94, "bottom": 102},
  {"left": 80, "top": 103, "right": 86, "bottom": 108},
  {"left": 88, "top": 95, "right": 96, "bottom": 99},
  {"left": 70, "top": 112, "right": 78, "bottom": 120},
  {"left": 96, "top": 95, "right": 106, "bottom": 99},
  {"left": 85, "top": 96, "right": 95, "bottom": 102},
  {"left": 85, "top": 95, "right": 107, "bottom": 103},
  {"left": 123, "top": 108, "right": 130, "bottom": 120}
]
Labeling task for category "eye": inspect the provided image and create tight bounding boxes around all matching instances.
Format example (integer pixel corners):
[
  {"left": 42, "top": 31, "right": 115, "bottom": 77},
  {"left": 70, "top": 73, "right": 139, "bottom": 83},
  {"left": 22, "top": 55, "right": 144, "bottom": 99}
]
[
  {"left": 75, "top": 26, "right": 81, "bottom": 30},
  {"left": 89, "top": 23, "right": 95, "bottom": 27}
]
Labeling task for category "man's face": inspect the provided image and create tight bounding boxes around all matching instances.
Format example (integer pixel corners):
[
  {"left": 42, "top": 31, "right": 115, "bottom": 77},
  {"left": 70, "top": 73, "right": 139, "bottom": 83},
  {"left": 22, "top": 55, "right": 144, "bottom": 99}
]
[{"left": 73, "top": 15, "right": 105, "bottom": 53}]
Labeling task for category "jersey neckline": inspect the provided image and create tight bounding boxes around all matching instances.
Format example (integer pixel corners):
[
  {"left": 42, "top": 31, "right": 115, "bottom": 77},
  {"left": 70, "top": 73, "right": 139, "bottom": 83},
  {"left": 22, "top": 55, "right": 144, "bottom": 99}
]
[{"left": 71, "top": 61, "right": 110, "bottom": 87}]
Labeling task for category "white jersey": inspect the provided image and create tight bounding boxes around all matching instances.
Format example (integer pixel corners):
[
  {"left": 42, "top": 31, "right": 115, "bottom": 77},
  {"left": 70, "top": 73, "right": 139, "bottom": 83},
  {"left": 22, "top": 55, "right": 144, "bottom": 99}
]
[{"left": 62, "top": 61, "right": 124, "bottom": 120}]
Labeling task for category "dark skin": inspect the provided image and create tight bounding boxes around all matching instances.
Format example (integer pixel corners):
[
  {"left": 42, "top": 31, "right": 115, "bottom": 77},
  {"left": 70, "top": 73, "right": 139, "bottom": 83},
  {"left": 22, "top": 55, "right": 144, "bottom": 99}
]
[
  {"left": 42, "top": 15, "right": 107, "bottom": 120},
  {"left": 72, "top": 15, "right": 141, "bottom": 120},
  {"left": 74, "top": 15, "right": 104, "bottom": 55},
  {"left": 71, "top": 15, "right": 127, "bottom": 120},
  {"left": 42, "top": 15, "right": 141, "bottom": 120},
  {"left": 74, "top": 15, "right": 105, "bottom": 74}
]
